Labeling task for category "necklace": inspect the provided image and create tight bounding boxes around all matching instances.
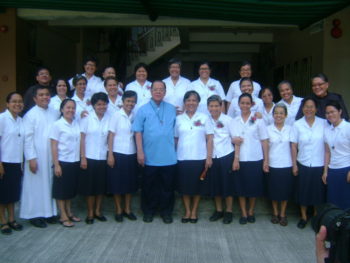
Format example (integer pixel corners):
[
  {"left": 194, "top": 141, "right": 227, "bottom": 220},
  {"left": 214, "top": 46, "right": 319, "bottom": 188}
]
[
  {"left": 330, "top": 125, "right": 341, "bottom": 150},
  {"left": 151, "top": 101, "right": 164, "bottom": 125}
]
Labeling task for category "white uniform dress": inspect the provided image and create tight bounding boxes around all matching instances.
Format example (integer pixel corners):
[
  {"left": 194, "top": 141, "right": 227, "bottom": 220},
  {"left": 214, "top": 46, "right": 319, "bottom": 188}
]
[
  {"left": 20, "top": 105, "right": 59, "bottom": 219},
  {"left": 49, "top": 95, "right": 67, "bottom": 114},
  {"left": 188, "top": 78, "right": 225, "bottom": 114},
  {"left": 227, "top": 96, "right": 264, "bottom": 119},
  {"left": 278, "top": 95, "right": 303, "bottom": 126},
  {"left": 262, "top": 103, "right": 275, "bottom": 126},
  {"left": 163, "top": 76, "right": 190, "bottom": 110},
  {"left": 106, "top": 96, "right": 123, "bottom": 116},
  {"left": 125, "top": 80, "right": 152, "bottom": 112},
  {"left": 71, "top": 93, "right": 93, "bottom": 121},
  {"left": 225, "top": 79, "right": 261, "bottom": 101}
]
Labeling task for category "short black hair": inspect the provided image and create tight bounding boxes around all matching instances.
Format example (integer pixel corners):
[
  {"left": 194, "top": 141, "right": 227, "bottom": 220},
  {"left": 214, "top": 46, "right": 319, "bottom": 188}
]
[
  {"left": 122, "top": 90, "right": 138, "bottom": 103},
  {"left": 312, "top": 73, "right": 328, "bottom": 83},
  {"left": 183, "top": 90, "right": 201, "bottom": 103},
  {"left": 35, "top": 66, "right": 51, "bottom": 77},
  {"left": 72, "top": 75, "right": 88, "bottom": 87},
  {"left": 33, "top": 85, "right": 50, "bottom": 97},
  {"left": 6, "top": 92, "right": 22, "bottom": 103},
  {"left": 104, "top": 76, "right": 118, "bottom": 87},
  {"left": 239, "top": 77, "right": 253, "bottom": 88},
  {"left": 53, "top": 78, "right": 70, "bottom": 94},
  {"left": 198, "top": 61, "right": 211, "bottom": 70},
  {"left": 91, "top": 92, "right": 109, "bottom": 106},
  {"left": 60, "top": 98, "right": 76, "bottom": 113},
  {"left": 151, "top": 80, "right": 166, "bottom": 90},
  {"left": 238, "top": 93, "right": 253, "bottom": 104},
  {"left": 325, "top": 100, "right": 342, "bottom": 112},
  {"left": 300, "top": 96, "right": 318, "bottom": 109},
  {"left": 277, "top": 80, "right": 293, "bottom": 91},
  {"left": 168, "top": 58, "right": 181, "bottom": 68},
  {"left": 134, "top": 63, "right": 149, "bottom": 74},
  {"left": 259, "top": 87, "right": 273, "bottom": 99},
  {"left": 83, "top": 55, "right": 98, "bottom": 67},
  {"left": 240, "top": 61, "right": 252, "bottom": 69}
]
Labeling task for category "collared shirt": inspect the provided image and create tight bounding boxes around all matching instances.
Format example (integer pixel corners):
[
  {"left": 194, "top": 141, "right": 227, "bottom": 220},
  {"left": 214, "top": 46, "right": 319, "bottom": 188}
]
[
  {"left": 80, "top": 111, "right": 109, "bottom": 160},
  {"left": 210, "top": 113, "right": 235, "bottom": 158},
  {"left": 162, "top": 76, "right": 190, "bottom": 109},
  {"left": 278, "top": 95, "right": 303, "bottom": 126},
  {"left": 175, "top": 111, "right": 214, "bottom": 161},
  {"left": 325, "top": 119, "right": 350, "bottom": 169},
  {"left": 125, "top": 80, "right": 152, "bottom": 110},
  {"left": 50, "top": 117, "right": 80, "bottom": 162},
  {"left": 290, "top": 116, "right": 325, "bottom": 167},
  {"left": 132, "top": 100, "right": 177, "bottom": 166},
  {"left": 106, "top": 96, "right": 123, "bottom": 116},
  {"left": 225, "top": 79, "right": 261, "bottom": 101},
  {"left": 0, "top": 110, "right": 24, "bottom": 163},
  {"left": 227, "top": 96, "right": 264, "bottom": 119},
  {"left": 188, "top": 78, "right": 225, "bottom": 114},
  {"left": 267, "top": 124, "right": 292, "bottom": 168},
  {"left": 109, "top": 108, "right": 136, "bottom": 154},
  {"left": 262, "top": 103, "right": 275, "bottom": 126},
  {"left": 233, "top": 113, "right": 268, "bottom": 161},
  {"left": 49, "top": 95, "right": 67, "bottom": 113},
  {"left": 69, "top": 74, "right": 102, "bottom": 99},
  {"left": 71, "top": 94, "right": 92, "bottom": 121}
]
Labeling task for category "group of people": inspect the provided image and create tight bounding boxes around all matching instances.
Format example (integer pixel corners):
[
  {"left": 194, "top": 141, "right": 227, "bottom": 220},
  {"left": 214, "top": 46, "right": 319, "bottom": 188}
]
[{"left": 1, "top": 56, "right": 349, "bottom": 236}]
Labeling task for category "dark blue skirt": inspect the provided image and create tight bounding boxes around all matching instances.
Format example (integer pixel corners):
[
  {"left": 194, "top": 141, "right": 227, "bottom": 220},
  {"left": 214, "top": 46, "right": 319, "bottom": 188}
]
[
  {"left": 107, "top": 152, "right": 138, "bottom": 194},
  {"left": 209, "top": 152, "right": 235, "bottom": 197},
  {"left": 79, "top": 159, "right": 107, "bottom": 196},
  {"left": 327, "top": 166, "right": 350, "bottom": 210},
  {"left": 52, "top": 161, "right": 79, "bottom": 200},
  {"left": 267, "top": 167, "right": 295, "bottom": 201},
  {"left": 234, "top": 160, "right": 264, "bottom": 197},
  {"left": 296, "top": 163, "right": 326, "bottom": 206},
  {"left": 177, "top": 160, "right": 208, "bottom": 196},
  {"left": 0, "top": 163, "right": 22, "bottom": 204}
]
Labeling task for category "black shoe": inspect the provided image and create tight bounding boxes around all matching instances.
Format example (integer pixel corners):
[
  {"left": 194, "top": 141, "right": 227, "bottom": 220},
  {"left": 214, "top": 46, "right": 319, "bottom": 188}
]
[
  {"left": 45, "top": 216, "right": 58, "bottom": 224},
  {"left": 161, "top": 215, "right": 173, "bottom": 224},
  {"left": 223, "top": 212, "right": 233, "bottom": 224},
  {"left": 181, "top": 217, "right": 190, "bottom": 223},
  {"left": 8, "top": 221, "right": 23, "bottom": 231},
  {"left": 85, "top": 217, "right": 94, "bottom": 224},
  {"left": 297, "top": 219, "right": 307, "bottom": 229},
  {"left": 94, "top": 215, "right": 107, "bottom": 222},
  {"left": 209, "top": 211, "right": 224, "bottom": 222},
  {"left": 190, "top": 218, "right": 198, "bottom": 224},
  {"left": 1, "top": 224, "right": 12, "bottom": 235},
  {"left": 143, "top": 214, "right": 153, "bottom": 223},
  {"left": 239, "top": 217, "right": 247, "bottom": 225},
  {"left": 247, "top": 215, "right": 256, "bottom": 223},
  {"left": 30, "top": 218, "right": 47, "bottom": 228},
  {"left": 123, "top": 212, "right": 137, "bottom": 221},
  {"left": 114, "top": 214, "right": 123, "bottom": 222}
]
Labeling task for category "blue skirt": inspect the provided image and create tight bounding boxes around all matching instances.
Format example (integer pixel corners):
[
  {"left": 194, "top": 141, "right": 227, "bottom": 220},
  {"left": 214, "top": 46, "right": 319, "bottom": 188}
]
[
  {"left": 0, "top": 163, "right": 22, "bottom": 204},
  {"left": 327, "top": 166, "right": 350, "bottom": 210},
  {"left": 107, "top": 152, "right": 138, "bottom": 194},
  {"left": 296, "top": 163, "right": 326, "bottom": 206},
  {"left": 209, "top": 152, "right": 235, "bottom": 197},
  {"left": 52, "top": 161, "right": 79, "bottom": 200},
  {"left": 267, "top": 167, "right": 295, "bottom": 201},
  {"left": 79, "top": 159, "right": 107, "bottom": 196},
  {"left": 234, "top": 160, "right": 264, "bottom": 197},
  {"left": 177, "top": 160, "right": 208, "bottom": 196}
]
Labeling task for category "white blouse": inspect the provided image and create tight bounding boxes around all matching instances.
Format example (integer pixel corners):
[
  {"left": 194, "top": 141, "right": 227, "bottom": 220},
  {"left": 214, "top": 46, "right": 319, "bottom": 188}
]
[
  {"left": 80, "top": 111, "right": 109, "bottom": 160},
  {"left": 227, "top": 96, "right": 264, "bottom": 119},
  {"left": 262, "top": 103, "right": 275, "bottom": 126},
  {"left": 325, "top": 120, "right": 350, "bottom": 169},
  {"left": 278, "top": 95, "right": 303, "bottom": 125},
  {"left": 49, "top": 95, "right": 67, "bottom": 113},
  {"left": 225, "top": 79, "right": 261, "bottom": 101},
  {"left": 125, "top": 80, "right": 152, "bottom": 110},
  {"left": 163, "top": 76, "right": 190, "bottom": 109},
  {"left": 233, "top": 113, "right": 268, "bottom": 162},
  {"left": 106, "top": 96, "right": 123, "bottom": 116},
  {"left": 188, "top": 78, "right": 225, "bottom": 114},
  {"left": 267, "top": 124, "right": 292, "bottom": 168},
  {"left": 0, "top": 110, "right": 24, "bottom": 163},
  {"left": 71, "top": 94, "right": 92, "bottom": 121},
  {"left": 210, "top": 113, "right": 235, "bottom": 158},
  {"left": 50, "top": 117, "right": 80, "bottom": 162},
  {"left": 290, "top": 116, "right": 325, "bottom": 167},
  {"left": 108, "top": 108, "right": 136, "bottom": 155},
  {"left": 175, "top": 111, "right": 214, "bottom": 160}
]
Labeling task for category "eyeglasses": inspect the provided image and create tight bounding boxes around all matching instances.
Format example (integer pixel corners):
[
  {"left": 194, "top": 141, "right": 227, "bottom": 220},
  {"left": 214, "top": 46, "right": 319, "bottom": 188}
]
[
  {"left": 312, "top": 82, "right": 326, "bottom": 88},
  {"left": 9, "top": 100, "right": 23, "bottom": 104}
]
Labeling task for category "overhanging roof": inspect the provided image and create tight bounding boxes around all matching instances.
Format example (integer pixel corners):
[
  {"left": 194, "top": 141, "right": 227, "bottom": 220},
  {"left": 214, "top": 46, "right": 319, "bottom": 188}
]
[{"left": 1, "top": 0, "right": 350, "bottom": 29}]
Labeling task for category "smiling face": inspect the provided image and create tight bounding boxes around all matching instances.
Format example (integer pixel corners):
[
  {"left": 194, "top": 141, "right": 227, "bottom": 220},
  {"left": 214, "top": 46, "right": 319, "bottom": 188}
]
[
  {"left": 312, "top": 77, "right": 329, "bottom": 98},
  {"left": 151, "top": 81, "right": 166, "bottom": 104},
  {"left": 93, "top": 100, "right": 108, "bottom": 116},
  {"left": 135, "top": 67, "right": 147, "bottom": 83},
  {"left": 61, "top": 100, "right": 76, "bottom": 121},
  {"left": 273, "top": 106, "right": 287, "bottom": 126},
  {"left": 56, "top": 80, "right": 68, "bottom": 97},
  {"left": 84, "top": 61, "right": 97, "bottom": 76},
  {"left": 7, "top": 93, "right": 24, "bottom": 116},
  {"left": 184, "top": 94, "right": 199, "bottom": 114},
  {"left": 325, "top": 105, "right": 342, "bottom": 126},
  {"left": 239, "top": 65, "right": 252, "bottom": 78},
  {"left": 169, "top": 63, "right": 181, "bottom": 79},
  {"left": 208, "top": 100, "right": 221, "bottom": 119},
  {"left": 261, "top": 89, "right": 273, "bottom": 105},
  {"left": 238, "top": 96, "right": 252, "bottom": 114},
  {"left": 102, "top": 67, "right": 116, "bottom": 79},
  {"left": 36, "top": 69, "right": 51, "bottom": 86},
  {"left": 105, "top": 79, "right": 118, "bottom": 97},
  {"left": 198, "top": 64, "right": 210, "bottom": 80},
  {"left": 240, "top": 80, "right": 253, "bottom": 94},
  {"left": 302, "top": 99, "right": 317, "bottom": 119},
  {"left": 279, "top": 83, "right": 293, "bottom": 102},
  {"left": 75, "top": 79, "right": 87, "bottom": 97},
  {"left": 34, "top": 88, "right": 51, "bottom": 109},
  {"left": 122, "top": 96, "right": 136, "bottom": 114}
]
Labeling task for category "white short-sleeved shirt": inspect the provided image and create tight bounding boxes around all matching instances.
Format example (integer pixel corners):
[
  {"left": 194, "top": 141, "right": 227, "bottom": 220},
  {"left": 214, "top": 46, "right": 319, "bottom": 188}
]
[
  {"left": 0, "top": 110, "right": 24, "bottom": 163},
  {"left": 267, "top": 124, "right": 292, "bottom": 168},
  {"left": 49, "top": 95, "right": 67, "bottom": 113},
  {"left": 125, "top": 80, "right": 152, "bottom": 110},
  {"left": 163, "top": 76, "right": 190, "bottom": 109},
  {"left": 225, "top": 79, "right": 261, "bottom": 102},
  {"left": 210, "top": 113, "right": 235, "bottom": 158},
  {"left": 325, "top": 120, "right": 350, "bottom": 169},
  {"left": 108, "top": 108, "right": 136, "bottom": 155},
  {"left": 227, "top": 96, "right": 264, "bottom": 119},
  {"left": 175, "top": 111, "right": 214, "bottom": 160},
  {"left": 106, "top": 96, "right": 123, "bottom": 116},
  {"left": 233, "top": 113, "right": 268, "bottom": 161},
  {"left": 71, "top": 94, "right": 92, "bottom": 121},
  {"left": 80, "top": 111, "right": 109, "bottom": 160},
  {"left": 188, "top": 78, "right": 226, "bottom": 114},
  {"left": 278, "top": 95, "right": 303, "bottom": 126},
  {"left": 262, "top": 103, "right": 275, "bottom": 126},
  {"left": 69, "top": 74, "right": 102, "bottom": 99},
  {"left": 50, "top": 117, "right": 80, "bottom": 162},
  {"left": 290, "top": 116, "right": 325, "bottom": 167}
]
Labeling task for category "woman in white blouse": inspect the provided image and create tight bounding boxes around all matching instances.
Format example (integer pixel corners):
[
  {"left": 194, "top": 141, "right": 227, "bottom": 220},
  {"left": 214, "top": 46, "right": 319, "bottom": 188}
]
[
  {"left": 80, "top": 93, "right": 109, "bottom": 224},
  {"left": 232, "top": 93, "right": 269, "bottom": 224},
  {"left": 175, "top": 90, "right": 214, "bottom": 223},
  {"left": 188, "top": 62, "right": 226, "bottom": 114},
  {"left": 267, "top": 103, "right": 294, "bottom": 226},
  {"left": 105, "top": 77, "right": 123, "bottom": 115},
  {"left": 291, "top": 97, "right": 326, "bottom": 229},
  {"left": 50, "top": 99, "right": 81, "bottom": 227},
  {"left": 0, "top": 93, "right": 24, "bottom": 235},
  {"left": 107, "top": 90, "right": 139, "bottom": 222},
  {"left": 207, "top": 95, "right": 235, "bottom": 224},
  {"left": 49, "top": 78, "right": 69, "bottom": 113},
  {"left": 260, "top": 87, "right": 275, "bottom": 126},
  {"left": 71, "top": 75, "right": 91, "bottom": 120},
  {"left": 278, "top": 80, "right": 303, "bottom": 125},
  {"left": 96, "top": 66, "right": 124, "bottom": 95},
  {"left": 323, "top": 101, "right": 350, "bottom": 210}
]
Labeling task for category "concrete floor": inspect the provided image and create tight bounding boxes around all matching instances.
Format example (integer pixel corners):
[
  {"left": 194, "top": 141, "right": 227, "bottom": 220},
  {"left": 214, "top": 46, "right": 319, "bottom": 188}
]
[{"left": 0, "top": 196, "right": 317, "bottom": 263}]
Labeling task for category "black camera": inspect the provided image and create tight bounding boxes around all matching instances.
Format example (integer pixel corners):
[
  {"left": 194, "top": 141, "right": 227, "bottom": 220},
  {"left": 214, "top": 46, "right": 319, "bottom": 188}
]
[{"left": 312, "top": 203, "right": 350, "bottom": 263}]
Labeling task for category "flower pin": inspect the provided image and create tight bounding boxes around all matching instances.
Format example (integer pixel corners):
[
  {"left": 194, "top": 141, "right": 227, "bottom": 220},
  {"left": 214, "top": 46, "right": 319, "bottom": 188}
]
[
  {"left": 117, "top": 90, "right": 123, "bottom": 96},
  {"left": 146, "top": 85, "right": 151, "bottom": 90},
  {"left": 249, "top": 116, "right": 257, "bottom": 124},
  {"left": 216, "top": 121, "right": 224, "bottom": 128},
  {"left": 194, "top": 120, "right": 203, "bottom": 126},
  {"left": 209, "top": 85, "right": 216, "bottom": 91}
]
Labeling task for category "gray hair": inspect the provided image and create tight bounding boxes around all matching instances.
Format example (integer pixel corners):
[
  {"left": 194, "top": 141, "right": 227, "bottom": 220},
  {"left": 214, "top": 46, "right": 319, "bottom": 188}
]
[
  {"left": 207, "top": 95, "right": 222, "bottom": 106},
  {"left": 272, "top": 102, "right": 288, "bottom": 116}
]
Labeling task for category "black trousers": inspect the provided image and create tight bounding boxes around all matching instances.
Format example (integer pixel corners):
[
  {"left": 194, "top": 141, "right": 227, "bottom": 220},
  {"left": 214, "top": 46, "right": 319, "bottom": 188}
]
[{"left": 141, "top": 164, "right": 176, "bottom": 216}]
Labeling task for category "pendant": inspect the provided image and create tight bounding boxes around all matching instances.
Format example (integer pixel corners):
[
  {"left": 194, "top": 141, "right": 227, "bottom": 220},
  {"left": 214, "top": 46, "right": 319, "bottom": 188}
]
[
  {"left": 332, "top": 146, "right": 335, "bottom": 150},
  {"left": 160, "top": 120, "right": 163, "bottom": 125},
  {"left": 18, "top": 133, "right": 21, "bottom": 137}
]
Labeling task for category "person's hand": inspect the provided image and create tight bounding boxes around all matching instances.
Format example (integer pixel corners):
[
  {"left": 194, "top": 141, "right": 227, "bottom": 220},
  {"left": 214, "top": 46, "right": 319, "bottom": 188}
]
[
  {"left": 107, "top": 154, "right": 115, "bottom": 168},
  {"left": 29, "top": 159, "right": 38, "bottom": 174},
  {"left": 254, "top": 112, "right": 262, "bottom": 119},
  {"left": 322, "top": 172, "right": 328, "bottom": 185},
  {"left": 263, "top": 159, "right": 269, "bottom": 173},
  {"left": 137, "top": 151, "right": 145, "bottom": 167},
  {"left": 232, "top": 137, "right": 243, "bottom": 146},
  {"left": 81, "top": 110, "right": 89, "bottom": 118},
  {"left": 316, "top": 226, "right": 329, "bottom": 263},
  {"left": 80, "top": 157, "right": 87, "bottom": 170},
  {"left": 292, "top": 164, "right": 298, "bottom": 176},
  {"left": 205, "top": 157, "right": 213, "bottom": 169},
  {"left": 176, "top": 106, "right": 183, "bottom": 115},
  {"left": 347, "top": 170, "right": 350, "bottom": 183},
  {"left": 54, "top": 164, "right": 62, "bottom": 177},
  {"left": 232, "top": 159, "right": 240, "bottom": 171},
  {"left": 0, "top": 162, "right": 4, "bottom": 179}
]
